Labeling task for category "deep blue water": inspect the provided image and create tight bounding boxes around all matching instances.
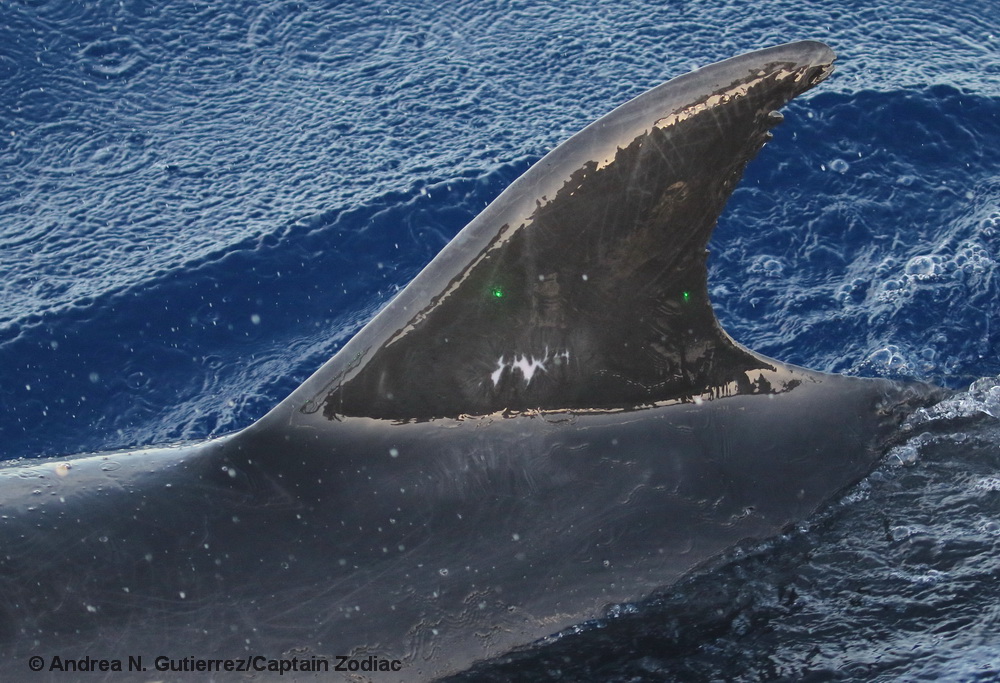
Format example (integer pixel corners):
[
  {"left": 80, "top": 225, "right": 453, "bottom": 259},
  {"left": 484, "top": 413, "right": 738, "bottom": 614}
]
[{"left": 2, "top": 0, "right": 1000, "bottom": 680}]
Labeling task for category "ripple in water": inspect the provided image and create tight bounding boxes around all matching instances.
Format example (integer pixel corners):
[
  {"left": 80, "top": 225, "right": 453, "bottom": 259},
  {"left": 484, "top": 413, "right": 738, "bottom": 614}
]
[
  {"left": 12, "top": 87, "right": 69, "bottom": 123},
  {"left": 0, "top": 54, "right": 19, "bottom": 81},
  {"left": 20, "top": 121, "right": 151, "bottom": 178},
  {"left": 79, "top": 37, "right": 148, "bottom": 80}
]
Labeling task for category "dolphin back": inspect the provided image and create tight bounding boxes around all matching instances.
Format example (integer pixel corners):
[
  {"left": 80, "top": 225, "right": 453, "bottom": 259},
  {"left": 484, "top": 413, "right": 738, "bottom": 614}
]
[{"left": 0, "top": 42, "right": 951, "bottom": 683}]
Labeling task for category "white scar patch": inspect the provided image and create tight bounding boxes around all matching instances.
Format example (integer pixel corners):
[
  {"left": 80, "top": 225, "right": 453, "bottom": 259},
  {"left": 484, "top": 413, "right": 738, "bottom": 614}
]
[{"left": 491, "top": 348, "right": 570, "bottom": 387}]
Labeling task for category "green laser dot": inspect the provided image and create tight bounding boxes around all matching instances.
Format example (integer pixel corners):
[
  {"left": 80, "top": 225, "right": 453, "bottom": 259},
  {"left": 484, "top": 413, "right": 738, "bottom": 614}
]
[
  {"left": 682, "top": 291, "right": 690, "bottom": 302},
  {"left": 491, "top": 287, "right": 504, "bottom": 299}
]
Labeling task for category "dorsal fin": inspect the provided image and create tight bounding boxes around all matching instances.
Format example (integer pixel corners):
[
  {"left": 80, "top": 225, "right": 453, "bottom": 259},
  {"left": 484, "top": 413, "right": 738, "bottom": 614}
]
[{"left": 264, "top": 41, "right": 836, "bottom": 423}]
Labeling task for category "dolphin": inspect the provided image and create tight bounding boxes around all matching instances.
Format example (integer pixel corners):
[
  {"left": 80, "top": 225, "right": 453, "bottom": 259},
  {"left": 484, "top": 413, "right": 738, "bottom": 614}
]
[{"left": 0, "top": 40, "right": 943, "bottom": 681}]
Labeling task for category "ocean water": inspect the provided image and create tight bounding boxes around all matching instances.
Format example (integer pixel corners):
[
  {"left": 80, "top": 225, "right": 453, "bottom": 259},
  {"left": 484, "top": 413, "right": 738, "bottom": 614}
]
[{"left": 1, "top": 0, "right": 999, "bottom": 680}]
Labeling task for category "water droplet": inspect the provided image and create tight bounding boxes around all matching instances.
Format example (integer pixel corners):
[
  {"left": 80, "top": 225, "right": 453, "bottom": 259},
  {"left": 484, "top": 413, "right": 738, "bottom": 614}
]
[{"left": 828, "top": 158, "right": 849, "bottom": 173}]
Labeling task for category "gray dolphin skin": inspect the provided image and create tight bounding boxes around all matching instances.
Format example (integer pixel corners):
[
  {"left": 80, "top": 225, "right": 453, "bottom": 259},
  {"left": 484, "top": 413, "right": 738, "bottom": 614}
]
[{"left": 0, "top": 41, "right": 943, "bottom": 681}]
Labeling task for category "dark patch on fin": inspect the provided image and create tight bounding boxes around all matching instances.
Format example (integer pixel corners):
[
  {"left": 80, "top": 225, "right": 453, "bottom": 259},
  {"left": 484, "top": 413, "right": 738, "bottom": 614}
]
[{"left": 285, "top": 41, "right": 836, "bottom": 420}]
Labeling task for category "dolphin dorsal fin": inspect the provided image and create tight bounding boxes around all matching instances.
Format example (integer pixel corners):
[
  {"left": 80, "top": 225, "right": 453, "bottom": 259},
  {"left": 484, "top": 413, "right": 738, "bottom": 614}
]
[{"left": 266, "top": 41, "right": 835, "bottom": 423}]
